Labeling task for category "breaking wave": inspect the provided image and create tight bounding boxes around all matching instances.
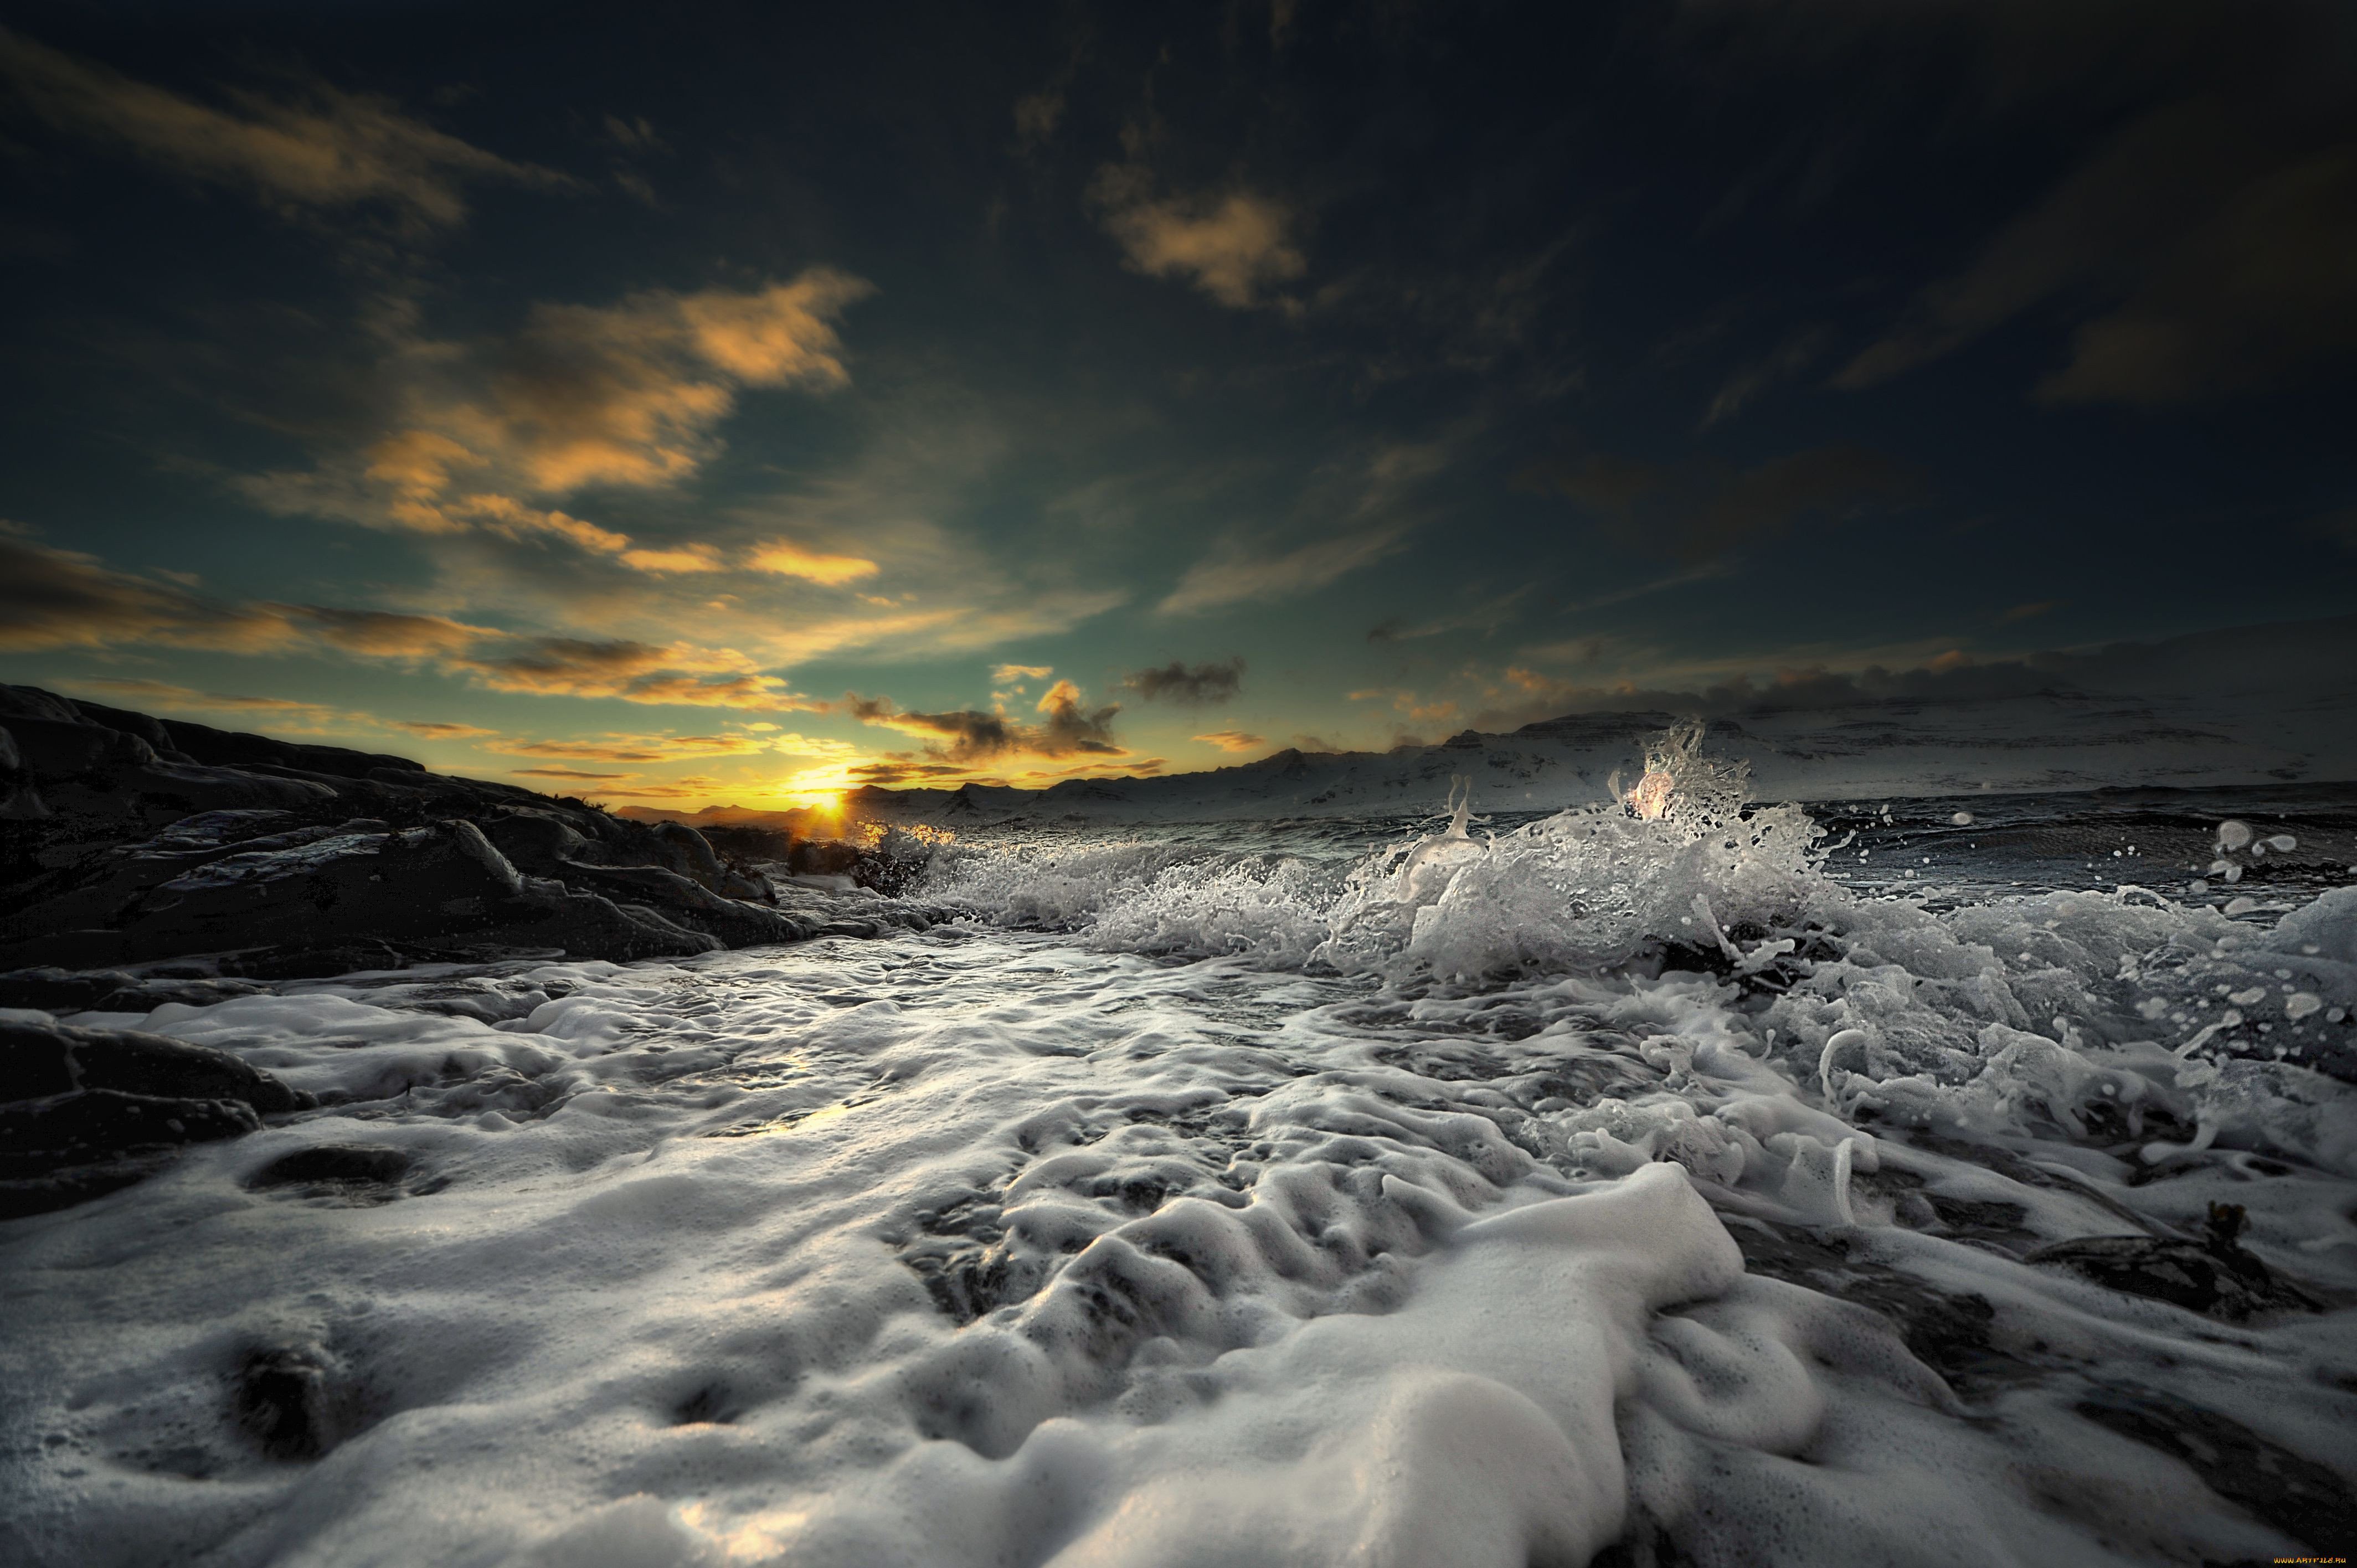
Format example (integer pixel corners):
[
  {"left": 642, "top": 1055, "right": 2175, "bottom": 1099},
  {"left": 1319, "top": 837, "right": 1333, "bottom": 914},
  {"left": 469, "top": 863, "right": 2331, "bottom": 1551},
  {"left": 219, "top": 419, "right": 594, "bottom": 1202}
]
[{"left": 6, "top": 725, "right": 2353, "bottom": 1565}]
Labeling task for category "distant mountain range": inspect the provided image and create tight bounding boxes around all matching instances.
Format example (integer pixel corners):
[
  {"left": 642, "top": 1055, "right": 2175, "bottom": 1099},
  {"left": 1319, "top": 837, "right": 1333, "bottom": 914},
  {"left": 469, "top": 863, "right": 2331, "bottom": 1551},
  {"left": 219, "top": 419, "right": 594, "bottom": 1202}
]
[{"left": 618, "top": 615, "right": 2357, "bottom": 827}]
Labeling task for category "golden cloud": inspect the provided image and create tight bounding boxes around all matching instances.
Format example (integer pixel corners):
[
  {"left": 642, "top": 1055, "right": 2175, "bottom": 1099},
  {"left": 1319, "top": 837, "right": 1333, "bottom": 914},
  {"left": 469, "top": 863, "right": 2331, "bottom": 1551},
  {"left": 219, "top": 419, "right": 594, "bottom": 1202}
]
[
  {"left": 568, "top": 774, "right": 726, "bottom": 800},
  {"left": 747, "top": 540, "right": 879, "bottom": 584},
  {"left": 619, "top": 543, "right": 725, "bottom": 575},
  {"left": 0, "top": 533, "right": 831, "bottom": 718},
  {"left": 1097, "top": 183, "right": 1307, "bottom": 310},
  {"left": 496, "top": 733, "right": 776, "bottom": 762},
  {"left": 450, "top": 636, "right": 824, "bottom": 711},
  {"left": 395, "top": 720, "right": 501, "bottom": 739},
  {"left": 66, "top": 678, "right": 332, "bottom": 719},
  {"left": 0, "top": 26, "right": 577, "bottom": 233},
  {"left": 285, "top": 605, "right": 496, "bottom": 658},
  {"left": 1192, "top": 730, "right": 1267, "bottom": 752},
  {"left": 240, "top": 271, "right": 876, "bottom": 579},
  {"left": 513, "top": 766, "right": 635, "bottom": 781}
]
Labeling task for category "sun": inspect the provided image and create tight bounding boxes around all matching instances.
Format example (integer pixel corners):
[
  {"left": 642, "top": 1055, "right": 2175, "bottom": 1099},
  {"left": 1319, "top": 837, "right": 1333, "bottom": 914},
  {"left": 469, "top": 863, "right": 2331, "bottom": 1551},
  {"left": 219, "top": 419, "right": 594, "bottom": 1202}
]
[{"left": 764, "top": 762, "right": 860, "bottom": 813}]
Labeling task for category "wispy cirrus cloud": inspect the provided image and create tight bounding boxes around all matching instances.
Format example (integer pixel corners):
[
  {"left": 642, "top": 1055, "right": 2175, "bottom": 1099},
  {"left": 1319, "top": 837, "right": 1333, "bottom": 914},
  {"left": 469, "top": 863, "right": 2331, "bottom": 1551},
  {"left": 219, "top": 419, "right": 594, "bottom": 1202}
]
[
  {"left": 395, "top": 720, "right": 500, "bottom": 740},
  {"left": 1160, "top": 527, "right": 1407, "bottom": 616},
  {"left": 0, "top": 26, "right": 579, "bottom": 233},
  {"left": 0, "top": 529, "right": 297, "bottom": 654},
  {"left": 1192, "top": 729, "right": 1266, "bottom": 752},
  {"left": 513, "top": 766, "right": 634, "bottom": 782},
  {"left": 239, "top": 270, "right": 877, "bottom": 571},
  {"left": 494, "top": 733, "right": 778, "bottom": 763},
  {"left": 0, "top": 529, "right": 827, "bottom": 715},
  {"left": 1160, "top": 442, "right": 1450, "bottom": 616},
  {"left": 450, "top": 636, "right": 823, "bottom": 710},
  {"left": 59, "top": 677, "right": 362, "bottom": 733}
]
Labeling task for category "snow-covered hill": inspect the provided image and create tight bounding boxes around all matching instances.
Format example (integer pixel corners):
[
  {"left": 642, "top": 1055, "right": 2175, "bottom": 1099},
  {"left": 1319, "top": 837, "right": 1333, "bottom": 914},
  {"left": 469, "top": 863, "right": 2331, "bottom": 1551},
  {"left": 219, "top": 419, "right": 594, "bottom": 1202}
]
[{"left": 638, "top": 616, "right": 2357, "bottom": 827}]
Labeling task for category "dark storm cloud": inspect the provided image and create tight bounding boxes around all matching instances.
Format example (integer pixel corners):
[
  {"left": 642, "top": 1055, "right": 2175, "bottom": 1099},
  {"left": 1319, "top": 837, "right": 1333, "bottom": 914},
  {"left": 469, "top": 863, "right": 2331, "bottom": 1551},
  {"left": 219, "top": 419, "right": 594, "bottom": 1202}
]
[
  {"left": 1837, "top": 104, "right": 2357, "bottom": 404},
  {"left": 856, "top": 702, "right": 1018, "bottom": 758},
  {"left": 1672, "top": 0, "right": 2357, "bottom": 405},
  {"left": 1521, "top": 445, "right": 1917, "bottom": 562},
  {"left": 1690, "top": 446, "right": 1918, "bottom": 558},
  {"left": 1521, "top": 456, "right": 1664, "bottom": 516},
  {"left": 1481, "top": 615, "right": 2357, "bottom": 732},
  {"left": 1036, "top": 681, "right": 1123, "bottom": 753},
  {"left": 848, "top": 680, "right": 1122, "bottom": 761},
  {"left": 848, "top": 760, "right": 969, "bottom": 785},
  {"left": 1124, "top": 657, "right": 1244, "bottom": 704}
]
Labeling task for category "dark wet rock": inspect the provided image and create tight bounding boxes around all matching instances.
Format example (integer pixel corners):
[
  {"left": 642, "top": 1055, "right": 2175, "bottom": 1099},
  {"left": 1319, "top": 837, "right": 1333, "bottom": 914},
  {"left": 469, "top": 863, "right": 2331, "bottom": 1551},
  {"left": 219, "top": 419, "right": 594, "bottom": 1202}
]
[
  {"left": 2, "top": 1017, "right": 306, "bottom": 1112},
  {"left": 552, "top": 860, "right": 807, "bottom": 947},
  {"left": 2025, "top": 1203, "right": 2320, "bottom": 1321},
  {"left": 671, "top": 1385, "right": 739, "bottom": 1426},
  {"left": 0, "top": 1090, "right": 264, "bottom": 1218},
  {"left": 0, "top": 965, "right": 272, "bottom": 1014},
  {"left": 0, "top": 686, "right": 86, "bottom": 726},
  {"left": 1725, "top": 1214, "right": 2034, "bottom": 1394},
  {"left": 0, "top": 1087, "right": 263, "bottom": 1152},
  {"left": 234, "top": 939, "right": 485, "bottom": 980},
  {"left": 63, "top": 699, "right": 192, "bottom": 761},
  {"left": 479, "top": 809, "right": 598, "bottom": 873},
  {"left": 159, "top": 718, "right": 421, "bottom": 782},
  {"left": 791, "top": 838, "right": 864, "bottom": 877},
  {"left": 2, "top": 708, "right": 337, "bottom": 828},
  {"left": 0, "top": 684, "right": 900, "bottom": 982},
  {"left": 0, "top": 966, "right": 139, "bottom": 1013},
  {"left": 89, "top": 976, "right": 272, "bottom": 1012},
  {"left": 0, "top": 726, "right": 50, "bottom": 821},
  {"left": 247, "top": 1143, "right": 413, "bottom": 1193},
  {"left": 234, "top": 1347, "right": 359, "bottom": 1461},
  {"left": 2071, "top": 1384, "right": 2357, "bottom": 1551},
  {"left": 6, "top": 820, "right": 712, "bottom": 967},
  {"left": 0, "top": 1019, "right": 311, "bottom": 1217},
  {"left": 0, "top": 1146, "right": 183, "bottom": 1218},
  {"left": 906, "top": 1239, "right": 1044, "bottom": 1325}
]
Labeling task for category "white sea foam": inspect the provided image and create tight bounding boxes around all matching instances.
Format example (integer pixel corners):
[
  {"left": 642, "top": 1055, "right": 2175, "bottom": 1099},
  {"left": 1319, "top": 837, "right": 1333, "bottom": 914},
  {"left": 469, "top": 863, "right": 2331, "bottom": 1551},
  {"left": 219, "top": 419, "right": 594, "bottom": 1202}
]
[{"left": 3, "top": 742, "right": 2354, "bottom": 1565}]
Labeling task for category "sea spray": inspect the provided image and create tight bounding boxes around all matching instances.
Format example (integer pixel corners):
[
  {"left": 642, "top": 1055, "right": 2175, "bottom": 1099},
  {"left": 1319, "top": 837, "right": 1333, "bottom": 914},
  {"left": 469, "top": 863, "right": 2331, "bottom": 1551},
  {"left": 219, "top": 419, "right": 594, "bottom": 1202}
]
[{"left": 8, "top": 729, "right": 2353, "bottom": 1565}]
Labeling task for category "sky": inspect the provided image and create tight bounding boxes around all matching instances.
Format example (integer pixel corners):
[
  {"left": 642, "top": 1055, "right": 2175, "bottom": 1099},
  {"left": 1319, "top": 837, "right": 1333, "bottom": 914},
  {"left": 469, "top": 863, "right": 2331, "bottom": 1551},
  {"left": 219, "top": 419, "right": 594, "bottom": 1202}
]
[{"left": 1, "top": 0, "right": 2353, "bottom": 809}]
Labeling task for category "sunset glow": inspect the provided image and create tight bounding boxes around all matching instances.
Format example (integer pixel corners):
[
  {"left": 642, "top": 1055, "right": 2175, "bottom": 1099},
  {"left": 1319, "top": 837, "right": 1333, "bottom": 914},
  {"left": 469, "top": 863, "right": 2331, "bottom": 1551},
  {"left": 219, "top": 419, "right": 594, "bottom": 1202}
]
[
  {"left": 3, "top": 8, "right": 2353, "bottom": 1567},
  {"left": 0, "top": 6, "right": 2345, "bottom": 817}
]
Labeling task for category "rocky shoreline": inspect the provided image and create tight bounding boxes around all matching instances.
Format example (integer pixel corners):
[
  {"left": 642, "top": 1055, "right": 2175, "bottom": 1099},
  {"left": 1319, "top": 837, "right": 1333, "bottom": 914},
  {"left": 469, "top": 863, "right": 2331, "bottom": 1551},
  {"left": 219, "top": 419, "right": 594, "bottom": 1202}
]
[{"left": 0, "top": 684, "right": 927, "bottom": 1218}]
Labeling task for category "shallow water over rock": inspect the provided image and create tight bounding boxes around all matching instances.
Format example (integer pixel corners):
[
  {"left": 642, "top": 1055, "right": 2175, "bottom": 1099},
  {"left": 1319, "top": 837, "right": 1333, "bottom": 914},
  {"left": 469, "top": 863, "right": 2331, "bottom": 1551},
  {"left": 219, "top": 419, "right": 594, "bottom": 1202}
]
[{"left": 3, "top": 785, "right": 2354, "bottom": 1565}]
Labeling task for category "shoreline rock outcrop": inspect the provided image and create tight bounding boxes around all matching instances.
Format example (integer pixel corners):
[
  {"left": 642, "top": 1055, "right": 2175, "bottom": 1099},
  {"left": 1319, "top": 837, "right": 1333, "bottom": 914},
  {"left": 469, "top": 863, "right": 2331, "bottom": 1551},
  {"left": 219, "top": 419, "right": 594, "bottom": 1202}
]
[
  {"left": 0, "top": 683, "right": 926, "bottom": 993},
  {"left": 0, "top": 683, "right": 947, "bottom": 1216}
]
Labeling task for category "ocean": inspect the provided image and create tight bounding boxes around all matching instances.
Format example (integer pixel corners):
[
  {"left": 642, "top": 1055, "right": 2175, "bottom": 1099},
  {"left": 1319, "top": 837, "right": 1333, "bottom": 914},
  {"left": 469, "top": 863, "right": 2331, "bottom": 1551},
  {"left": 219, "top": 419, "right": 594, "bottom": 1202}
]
[{"left": 4, "top": 747, "right": 2354, "bottom": 1565}]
